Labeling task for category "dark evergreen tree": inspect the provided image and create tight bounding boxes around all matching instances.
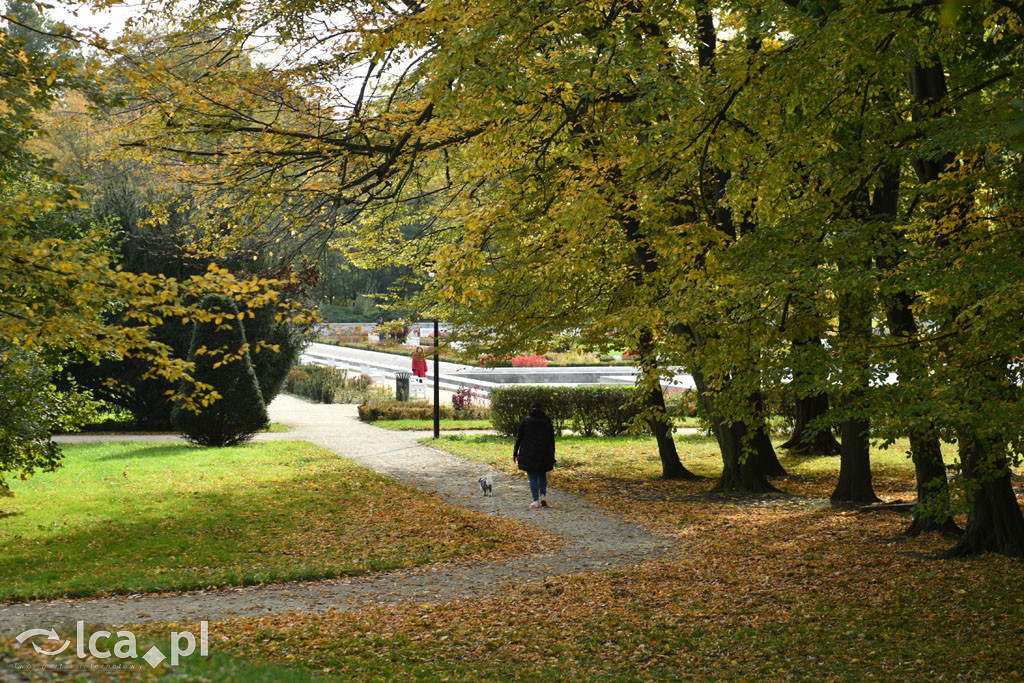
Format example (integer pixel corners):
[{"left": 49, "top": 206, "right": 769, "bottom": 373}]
[
  {"left": 243, "top": 306, "right": 306, "bottom": 404},
  {"left": 66, "top": 182, "right": 307, "bottom": 426},
  {"left": 171, "top": 295, "right": 267, "bottom": 446}
]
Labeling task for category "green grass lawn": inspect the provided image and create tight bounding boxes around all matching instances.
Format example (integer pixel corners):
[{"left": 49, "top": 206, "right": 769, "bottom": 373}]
[
  {"left": 370, "top": 418, "right": 493, "bottom": 431},
  {"left": 0, "top": 441, "right": 529, "bottom": 602},
  {"left": 423, "top": 431, "right": 951, "bottom": 505}
]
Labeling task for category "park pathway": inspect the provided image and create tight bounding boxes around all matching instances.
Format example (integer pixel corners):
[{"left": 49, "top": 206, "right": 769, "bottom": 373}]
[{"left": 0, "top": 396, "right": 672, "bottom": 633}]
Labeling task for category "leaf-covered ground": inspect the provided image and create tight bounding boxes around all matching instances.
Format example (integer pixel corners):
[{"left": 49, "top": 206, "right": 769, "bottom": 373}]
[
  {"left": 0, "top": 441, "right": 531, "bottom": 601},
  {"left": 133, "top": 434, "right": 1024, "bottom": 681},
  {"left": 5, "top": 434, "right": 1023, "bottom": 681},
  {"left": 430, "top": 432, "right": 958, "bottom": 527}
]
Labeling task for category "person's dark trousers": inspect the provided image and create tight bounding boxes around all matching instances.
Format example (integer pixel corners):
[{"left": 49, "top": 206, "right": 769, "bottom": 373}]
[{"left": 527, "top": 471, "right": 547, "bottom": 501}]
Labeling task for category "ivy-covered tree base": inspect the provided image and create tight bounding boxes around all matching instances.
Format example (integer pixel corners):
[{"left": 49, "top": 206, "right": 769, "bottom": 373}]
[{"left": 903, "top": 432, "right": 960, "bottom": 538}]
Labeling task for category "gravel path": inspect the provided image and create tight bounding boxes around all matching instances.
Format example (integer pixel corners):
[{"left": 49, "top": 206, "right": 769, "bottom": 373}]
[{"left": 0, "top": 396, "right": 672, "bottom": 633}]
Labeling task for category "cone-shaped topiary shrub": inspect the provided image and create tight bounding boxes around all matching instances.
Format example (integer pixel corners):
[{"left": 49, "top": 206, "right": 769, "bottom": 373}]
[
  {"left": 171, "top": 294, "right": 268, "bottom": 446},
  {"left": 243, "top": 306, "right": 307, "bottom": 404}
]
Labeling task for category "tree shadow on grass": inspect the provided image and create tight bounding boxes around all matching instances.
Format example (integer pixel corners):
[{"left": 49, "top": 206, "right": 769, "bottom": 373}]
[
  {"left": 94, "top": 444, "right": 200, "bottom": 460},
  {"left": 0, "top": 470, "right": 511, "bottom": 603}
]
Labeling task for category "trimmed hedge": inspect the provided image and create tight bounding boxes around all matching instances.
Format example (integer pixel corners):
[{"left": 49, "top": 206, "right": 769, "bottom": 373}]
[
  {"left": 489, "top": 385, "right": 644, "bottom": 437},
  {"left": 358, "top": 398, "right": 455, "bottom": 422},
  {"left": 357, "top": 396, "right": 490, "bottom": 422}
]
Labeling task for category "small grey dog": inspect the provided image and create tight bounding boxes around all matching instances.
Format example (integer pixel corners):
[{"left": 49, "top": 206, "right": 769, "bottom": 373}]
[{"left": 478, "top": 476, "right": 493, "bottom": 496}]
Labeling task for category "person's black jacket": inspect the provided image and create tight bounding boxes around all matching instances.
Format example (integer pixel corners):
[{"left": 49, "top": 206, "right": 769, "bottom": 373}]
[{"left": 513, "top": 411, "right": 555, "bottom": 473}]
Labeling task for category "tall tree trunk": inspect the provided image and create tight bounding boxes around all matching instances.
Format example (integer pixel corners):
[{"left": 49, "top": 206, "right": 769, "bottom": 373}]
[
  {"left": 752, "top": 391, "right": 786, "bottom": 476},
  {"left": 637, "top": 332, "right": 699, "bottom": 480},
  {"left": 831, "top": 262, "right": 880, "bottom": 505},
  {"left": 907, "top": 60, "right": 1020, "bottom": 553},
  {"left": 693, "top": 368, "right": 779, "bottom": 494},
  {"left": 646, "top": 378, "right": 699, "bottom": 480},
  {"left": 904, "top": 430, "right": 960, "bottom": 537},
  {"left": 873, "top": 162, "right": 959, "bottom": 535},
  {"left": 781, "top": 307, "right": 840, "bottom": 455},
  {"left": 832, "top": 413, "right": 878, "bottom": 504},
  {"left": 691, "top": 3, "right": 779, "bottom": 491},
  {"left": 943, "top": 433, "right": 1024, "bottom": 558}
]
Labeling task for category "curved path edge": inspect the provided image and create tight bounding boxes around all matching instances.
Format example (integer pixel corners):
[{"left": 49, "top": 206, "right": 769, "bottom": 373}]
[{"left": 0, "top": 397, "right": 672, "bottom": 633}]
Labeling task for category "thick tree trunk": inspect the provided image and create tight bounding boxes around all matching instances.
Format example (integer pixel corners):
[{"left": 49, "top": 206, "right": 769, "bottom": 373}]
[
  {"left": 635, "top": 333, "right": 699, "bottom": 481},
  {"left": 904, "top": 61, "right": 1006, "bottom": 545},
  {"left": 714, "top": 420, "right": 780, "bottom": 494},
  {"left": 692, "top": 368, "right": 780, "bottom": 494},
  {"left": 781, "top": 325, "right": 838, "bottom": 456},
  {"left": 753, "top": 424, "right": 786, "bottom": 477},
  {"left": 944, "top": 434, "right": 1024, "bottom": 558},
  {"left": 689, "top": 4, "right": 778, "bottom": 492},
  {"left": 832, "top": 415, "right": 879, "bottom": 504},
  {"left": 880, "top": 271, "right": 958, "bottom": 532},
  {"left": 780, "top": 392, "right": 840, "bottom": 456}
]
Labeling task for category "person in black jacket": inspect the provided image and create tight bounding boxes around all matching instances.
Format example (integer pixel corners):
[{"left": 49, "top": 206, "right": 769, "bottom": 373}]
[{"left": 513, "top": 402, "right": 556, "bottom": 509}]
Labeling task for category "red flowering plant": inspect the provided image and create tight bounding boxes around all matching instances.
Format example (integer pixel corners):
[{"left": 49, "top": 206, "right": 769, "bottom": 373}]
[
  {"left": 512, "top": 354, "right": 549, "bottom": 367},
  {"left": 452, "top": 386, "right": 474, "bottom": 413}
]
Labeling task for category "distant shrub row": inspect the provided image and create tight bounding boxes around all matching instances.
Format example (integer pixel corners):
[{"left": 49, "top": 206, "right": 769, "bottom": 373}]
[
  {"left": 284, "top": 365, "right": 375, "bottom": 404},
  {"left": 489, "top": 385, "right": 646, "bottom": 437},
  {"left": 511, "top": 354, "right": 549, "bottom": 367},
  {"left": 358, "top": 399, "right": 451, "bottom": 422}
]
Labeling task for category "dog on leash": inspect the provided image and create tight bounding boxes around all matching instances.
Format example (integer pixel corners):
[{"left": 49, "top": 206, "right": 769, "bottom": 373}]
[{"left": 478, "top": 476, "right": 493, "bottom": 496}]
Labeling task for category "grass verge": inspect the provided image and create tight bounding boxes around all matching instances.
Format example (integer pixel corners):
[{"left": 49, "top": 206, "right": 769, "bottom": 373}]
[{"left": 370, "top": 419, "right": 493, "bottom": 431}]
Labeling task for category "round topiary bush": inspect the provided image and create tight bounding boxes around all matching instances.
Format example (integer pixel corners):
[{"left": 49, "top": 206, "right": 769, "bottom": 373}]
[{"left": 171, "top": 294, "right": 268, "bottom": 446}]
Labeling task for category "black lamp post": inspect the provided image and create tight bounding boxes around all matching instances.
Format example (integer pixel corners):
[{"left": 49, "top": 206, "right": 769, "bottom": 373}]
[{"left": 433, "top": 319, "right": 440, "bottom": 438}]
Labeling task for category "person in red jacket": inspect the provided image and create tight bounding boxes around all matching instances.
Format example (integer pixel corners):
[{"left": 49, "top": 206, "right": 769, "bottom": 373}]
[
  {"left": 513, "top": 402, "right": 556, "bottom": 509},
  {"left": 411, "top": 346, "right": 428, "bottom": 378}
]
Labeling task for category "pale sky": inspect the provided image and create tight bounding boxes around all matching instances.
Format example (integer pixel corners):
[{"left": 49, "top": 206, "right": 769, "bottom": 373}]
[{"left": 46, "top": 1, "right": 144, "bottom": 40}]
